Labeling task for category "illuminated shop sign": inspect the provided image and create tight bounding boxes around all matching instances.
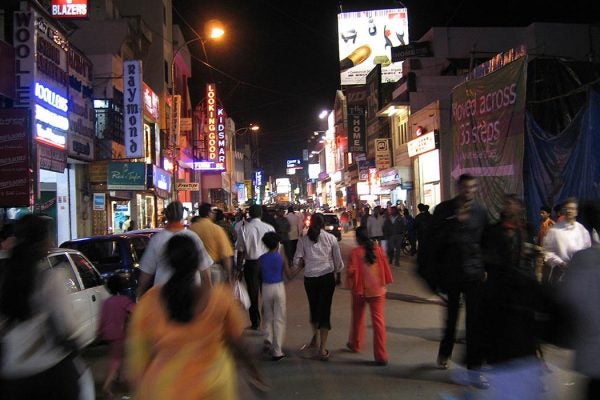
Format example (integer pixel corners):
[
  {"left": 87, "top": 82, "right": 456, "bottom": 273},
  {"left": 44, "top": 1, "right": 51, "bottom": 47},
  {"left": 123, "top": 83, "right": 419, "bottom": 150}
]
[
  {"left": 34, "top": 82, "right": 68, "bottom": 112},
  {"left": 205, "top": 84, "right": 227, "bottom": 165},
  {"left": 35, "top": 123, "right": 66, "bottom": 149},
  {"left": 287, "top": 159, "right": 302, "bottom": 168},
  {"left": 192, "top": 161, "right": 224, "bottom": 171},
  {"left": 123, "top": 60, "right": 143, "bottom": 158},
  {"left": 35, "top": 103, "right": 69, "bottom": 130},
  {"left": 254, "top": 170, "right": 263, "bottom": 186},
  {"left": 143, "top": 83, "right": 159, "bottom": 121},
  {"left": 51, "top": 0, "right": 88, "bottom": 18},
  {"left": 407, "top": 131, "right": 437, "bottom": 157}
]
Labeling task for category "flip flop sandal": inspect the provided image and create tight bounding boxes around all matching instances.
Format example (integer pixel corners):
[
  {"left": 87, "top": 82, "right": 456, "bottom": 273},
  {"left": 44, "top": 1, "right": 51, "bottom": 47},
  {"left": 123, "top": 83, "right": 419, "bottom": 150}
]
[{"left": 319, "top": 349, "right": 330, "bottom": 361}]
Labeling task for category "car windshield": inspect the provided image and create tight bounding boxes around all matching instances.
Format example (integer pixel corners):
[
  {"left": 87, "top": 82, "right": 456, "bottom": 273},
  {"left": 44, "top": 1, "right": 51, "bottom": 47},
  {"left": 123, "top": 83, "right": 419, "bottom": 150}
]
[{"left": 70, "top": 240, "right": 121, "bottom": 274}]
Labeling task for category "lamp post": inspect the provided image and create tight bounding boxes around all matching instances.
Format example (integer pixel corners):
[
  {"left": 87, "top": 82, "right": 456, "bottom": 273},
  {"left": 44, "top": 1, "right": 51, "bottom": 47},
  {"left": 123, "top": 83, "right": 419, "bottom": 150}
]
[{"left": 169, "top": 23, "right": 225, "bottom": 201}]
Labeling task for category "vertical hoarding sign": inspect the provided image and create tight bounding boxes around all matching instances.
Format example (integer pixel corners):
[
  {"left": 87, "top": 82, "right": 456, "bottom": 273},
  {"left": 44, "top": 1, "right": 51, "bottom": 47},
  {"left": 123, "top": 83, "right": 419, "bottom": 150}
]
[
  {"left": 123, "top": 60, "right": 143, "bottom": 158},
  {"left": 216, "top": 107, "right": 226, "bottom": 166},
  {"left": 13, "top": 9, "right": 35, "bottom": 108},
  {"left": 375, "top": 138, "right": 391, "bottom": 170},
  {"left": 0, "top": 109, "right": 30, "bottom": 207},
  {"left": 337, "top": 8, "right": 409, "bottom": 85},
  {"left": 67, "top": 45, "right": 94, "bottom": 161},
  {"left": 347, "top": 105, "right": 366, "bottom": 153},
  {"left": 205, "top": 84, "right": 224, "bottom": 170},
  {"left": 451, "top": 56, "right": 527, "bottom": 219},
  {"left": 172, "top": 94, "right": 181, "bottom": 147}
]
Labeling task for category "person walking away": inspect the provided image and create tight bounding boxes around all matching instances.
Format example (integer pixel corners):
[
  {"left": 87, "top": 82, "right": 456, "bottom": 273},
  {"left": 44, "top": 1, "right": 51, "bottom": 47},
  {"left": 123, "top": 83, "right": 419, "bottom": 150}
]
[
  {"left": 340, "top": 209, "right": 350, "bottom": 233},
  {"left": 137, "top": 201, "right": 213, "bottom": 297},
  {"left": 560, "top": 199, "right": 600, "bottom": 400},
  {"left": 382, "top": 207, "right": 406, "bottom": 266},
  {"left": 236, "top": 205, "right": 275, "bottom": 330},
  {"left": 294, "top": 213, "right": 344, "bottom": 361},
  {"left": 542, "top": 197, "right": 591, "bottom": 285},
  {"left": 285, "top": 206, "right": 304, "bottom": 263},
  {"left": 190, "top": 203, "right": 234, "bottom": 284},
  {"left": 346, "top": 226, "right": 393, "bottom": 365},
  {"left": 97, "top": 275, "right": 135, "bottom": 398},
  {"left": 127, "top": 235, "right": 266, "bottom": 399},
  {"left": 274, "top": 207, "right": 291, "bottom": 261},
  {"left": 0, "top": 215, "right": 90, "bottom": 399},
  {"left": 261, "top": 205, "right": 277, "bottom": 229},
  {"left": 403, "top": 209, "right": 416, "bottom": 256},
  {"left": 259, "top": 232, "right": 298, "bottom": 361},
  {"left": 367, "top": 206, "right": 385, "bottom": 245},
  {"left": 425, "top": 174, "right": 489, "bottom": 387},
  {"left": 350, "top": 205, "right": 358, "bottom": 229},
  {"left": 360, "top": 206, "right": 370, "bottom": 228},
  {"left": 215, "top": 209, "right": 237, "bottom": 249},
  {"left": 414, "top": 203, "right": 432, "bottom": 259},
  {"left": 480, "top": 194, "right": 545, "bottom": 397}
]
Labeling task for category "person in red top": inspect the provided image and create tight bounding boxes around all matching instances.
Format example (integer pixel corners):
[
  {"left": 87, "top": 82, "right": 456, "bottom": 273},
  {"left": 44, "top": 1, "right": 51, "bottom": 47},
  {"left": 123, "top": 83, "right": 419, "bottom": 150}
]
[
  {"left": 98, "top": 275, "right": 135, "bottom": 397},
  {"left": 345, "top": 226, "right": 393, "bottom": 365}
]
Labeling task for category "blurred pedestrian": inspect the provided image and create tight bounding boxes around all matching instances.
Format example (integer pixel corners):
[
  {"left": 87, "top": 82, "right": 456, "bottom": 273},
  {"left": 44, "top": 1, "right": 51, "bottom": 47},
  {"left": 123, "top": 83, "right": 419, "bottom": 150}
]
[
  {"left": 382, "top": 206, "right": 405, "bottom": 266},
  {"left": 294, "top": 213, "right": 344, "bottom": 361},
  {"left": 367, "top": 206, "right": 385, "bottom": 244},
  {"left": 285, "top": 206, "right": 304, "bottom": 262},
  {"left": 97, "top": 275, "right": 135, "bottom": 398},
  {"left": 137, "top": 201, "right": 213, "bottom": 297},
  {"left": 127, "top": 234, "right": 266, "bottom": 399},
  {"left": 0, "top": 215, "right": 90, "bottom": 399},
  {"left": 190, "top": 203, "right": 234, "bottom": 284},
  {"left": 479, "top": 195, "right": 545, "bottom": 397},
  {"left": 273, "top": 207, "right": 291, "bottom": 261},
  {"left": 214, "top": 209, "right": 237, "bottom": 249},
  {"left": 425, "top": 174, "right": 489, "bottom": 387},
  {"left": 560, "top": 199, "right": 600, "bottom": 400},
  {"left": 259, "top": 232, "right": 298, "bottom": 361},
  {"left": 0, "top": 223, "right": 15, "bottom": 279},
  {"left": 403, "top": 209, "right": 416, "bottom": 256},
  {"left": 340, "top": 209, "right": 350, "bottom": 232},
  {"left": 542, "top": 197, "right": 591, "bottom": 285},
  {"left": 261, "top": 205, "right": 277, "bottom": 229},
  {"left": 350, "top": 205, "right": 358, "bottom": 229},
  {"left": 535, "top": 205, "right": 555, "bottom": 282},
  {"left": 346, "top": 226, "right": 393, "bottom": 365},
  {"left": 360, "top": 206, "right": 370, "bottom": 227},
  {"left": 236, "top": 205, "right": 275, "bottom": 330}
]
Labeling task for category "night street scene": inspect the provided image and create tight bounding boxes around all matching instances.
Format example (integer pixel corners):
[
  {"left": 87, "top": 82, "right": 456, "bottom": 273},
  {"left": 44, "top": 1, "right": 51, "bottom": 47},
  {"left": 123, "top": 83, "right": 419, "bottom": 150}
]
[{"left": 0, "top": 0, "right": 599, "bottom": 399}]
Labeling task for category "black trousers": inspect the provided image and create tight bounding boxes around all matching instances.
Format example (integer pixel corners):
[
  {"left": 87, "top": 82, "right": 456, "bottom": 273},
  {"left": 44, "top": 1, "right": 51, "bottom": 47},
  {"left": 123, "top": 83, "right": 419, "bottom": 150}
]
[
  {"left": 2, "top": 354, "right": 80, "bottom": 400},
  {"left": 243, "top": 259, "right": 262, "bottom": 329},
  {"left": 304, "top": 272, "right": 336, "bottom": 330},
  {"left": 438, "top": 280, "right": 485, "bottom": 369}
]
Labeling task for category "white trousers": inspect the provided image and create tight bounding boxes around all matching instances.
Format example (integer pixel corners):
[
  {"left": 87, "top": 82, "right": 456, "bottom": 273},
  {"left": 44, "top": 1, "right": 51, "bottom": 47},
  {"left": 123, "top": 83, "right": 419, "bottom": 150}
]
[{"left": 262, "top": 282, "right": 287, "bottom": 357}]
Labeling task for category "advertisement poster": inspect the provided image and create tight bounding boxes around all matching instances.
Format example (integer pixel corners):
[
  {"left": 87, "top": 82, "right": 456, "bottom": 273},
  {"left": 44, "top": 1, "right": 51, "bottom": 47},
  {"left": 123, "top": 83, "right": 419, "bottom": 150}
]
[
  {"left": 451, "top": 56, "right": 527, "bottom": 218},
  {"left": 0, "top": 109, "right": 30, "bottom": 207},
  {"left": 375, "top": 138, "right": 391, "bottom": 170},
  {"left": 338, "top": 8, "right": 409, "bottom": 85}
]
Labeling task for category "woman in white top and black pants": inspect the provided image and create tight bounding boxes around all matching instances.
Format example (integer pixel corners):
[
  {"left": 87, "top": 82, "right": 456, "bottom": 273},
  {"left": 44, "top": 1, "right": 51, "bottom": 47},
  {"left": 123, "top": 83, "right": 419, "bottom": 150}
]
[{"left": 294, "top": 213, "right": 344, "bottom": 361}]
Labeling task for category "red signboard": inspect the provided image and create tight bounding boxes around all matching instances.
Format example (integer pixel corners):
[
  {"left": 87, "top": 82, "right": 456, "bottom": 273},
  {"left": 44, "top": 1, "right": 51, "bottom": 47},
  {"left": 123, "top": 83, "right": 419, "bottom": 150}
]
[
  {"left": 0, "top": 109, "right": 31, "bottom": 207},
  {"left": 51, "top": 0, "right": 88, "bottom": 18}
]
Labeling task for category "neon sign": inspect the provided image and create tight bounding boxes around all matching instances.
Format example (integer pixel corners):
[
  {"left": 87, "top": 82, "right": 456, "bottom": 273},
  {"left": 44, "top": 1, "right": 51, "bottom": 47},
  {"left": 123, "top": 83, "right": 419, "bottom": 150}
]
[
  {"left": 192, "top": 161, "right": 225, "bottom": 171},
  {"left": 35, "top": 103, "right": 69, "bottom": 130},
  {"left": 51, "top": 0, "right": 88, "bottom": 18},
  {"left": 35, "top": 82, "right": 68, "bottom": 112},
  {"left": 206, "top": 84, "right": 218, "bottom": 161},
  {"left": 36, "top": 123, "right": 66, "bottom": 149}
]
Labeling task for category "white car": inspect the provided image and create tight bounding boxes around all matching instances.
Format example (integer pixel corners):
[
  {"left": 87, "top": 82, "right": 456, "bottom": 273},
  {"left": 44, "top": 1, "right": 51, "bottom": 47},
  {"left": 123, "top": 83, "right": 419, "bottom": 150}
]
[{"left": 44, "top": 248, "right": 110, "bottom": 347}]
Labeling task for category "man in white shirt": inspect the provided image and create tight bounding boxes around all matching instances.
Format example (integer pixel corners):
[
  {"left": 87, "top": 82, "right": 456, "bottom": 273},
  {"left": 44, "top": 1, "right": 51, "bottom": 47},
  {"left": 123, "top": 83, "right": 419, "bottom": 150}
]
[
  {"left": 236, "top": 204, "right": 275, "bottom": 330},
  {"left": 543, "top": 197, "right": 592, "bottom": 284},
  {"left": 284, "top": 206, "right": 304, "bottom": 261},
  {"left": 137, "top": 201, "right": 213, "bottom": 298}
]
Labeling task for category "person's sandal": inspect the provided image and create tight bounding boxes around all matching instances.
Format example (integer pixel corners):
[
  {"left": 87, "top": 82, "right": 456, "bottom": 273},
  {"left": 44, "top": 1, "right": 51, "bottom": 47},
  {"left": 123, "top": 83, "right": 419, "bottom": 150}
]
[
  {"left": 319, "top": 349, "right": 330, "bottom": 361},
  {"left": 300, "top": 335, "right": 318, "bottom": 351}
]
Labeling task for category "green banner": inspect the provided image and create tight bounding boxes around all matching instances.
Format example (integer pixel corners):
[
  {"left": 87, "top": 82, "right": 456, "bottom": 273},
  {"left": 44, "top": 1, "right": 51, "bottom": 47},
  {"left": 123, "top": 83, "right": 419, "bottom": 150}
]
[
  {"left": 451, "top": 56, "right": 527, "bottom": 219},
  {"left": 107, "top": 162, "right": 146, "bottom": 190}
]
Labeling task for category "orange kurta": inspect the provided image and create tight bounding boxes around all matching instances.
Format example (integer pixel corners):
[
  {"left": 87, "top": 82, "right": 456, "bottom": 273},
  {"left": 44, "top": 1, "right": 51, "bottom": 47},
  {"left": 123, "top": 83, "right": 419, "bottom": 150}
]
[{"left": 127, "top": 285, "right": 244, "bottom": 400}]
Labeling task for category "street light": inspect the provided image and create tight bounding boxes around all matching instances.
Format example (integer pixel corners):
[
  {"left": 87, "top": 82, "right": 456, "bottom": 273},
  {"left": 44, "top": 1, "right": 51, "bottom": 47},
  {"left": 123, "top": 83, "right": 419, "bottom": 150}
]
[{"left": 170, "top": 22, "right": 225, "bottom": 200}]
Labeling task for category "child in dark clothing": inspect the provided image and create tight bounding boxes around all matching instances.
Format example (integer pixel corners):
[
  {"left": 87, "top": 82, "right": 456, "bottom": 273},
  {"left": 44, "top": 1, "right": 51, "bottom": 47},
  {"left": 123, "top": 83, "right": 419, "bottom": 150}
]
[
  {"left": 98, "top": 275, "right": 135, "bottom": 397},
  {"left": 259, "top": 232, "right": 298, "bottom": 360}
]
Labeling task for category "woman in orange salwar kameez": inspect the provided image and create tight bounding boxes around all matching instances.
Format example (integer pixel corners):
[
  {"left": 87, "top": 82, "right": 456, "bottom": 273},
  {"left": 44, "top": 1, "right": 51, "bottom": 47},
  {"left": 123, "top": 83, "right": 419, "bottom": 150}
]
[
  {"left": 127, "top": 234, "right": 264, "bottom": 400},
  {"left": 346, "top": 226, "right": 393, "bottom": 366}
]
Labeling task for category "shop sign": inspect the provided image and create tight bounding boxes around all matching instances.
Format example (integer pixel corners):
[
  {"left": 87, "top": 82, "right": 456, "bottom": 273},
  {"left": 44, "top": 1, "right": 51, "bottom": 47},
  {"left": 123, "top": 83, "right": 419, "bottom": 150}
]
[
  {"left": 407, "top": 131, "right": 437, "bottom": 157},
  {"left": 176, "top": 182, "right": 200, "bottom": 191},
  {"left": 332, "top": 171, "right": 342, "bottom": 183},
  {"left": 0, "top": 109, "right": 30, "bottom": 207},
  {"left": 318, "top": 171, "right": 329, "bottom": 181},
  {"left": 51, "top": 0, "right": 88, "bottom": 18},
  {"left": 347, "top": 105, "right": 366, "bottom": 153},
  {"left": 380, "top": 169, "right": 401, "bottom": 186},
  {"left": 93, "top": 193, "right": 105, "bottom": 211},
  {"left": 149, "top": 165, "right": 171, "bottom": 194},
  {"left": 143, "top": 83, "right": 159, "bottom": 121},
  {"left": 192, "top": 161, "right": 224, "bottom": 171},
  {"left": 401, "top": 181, "right": 414, "bottom": 190},
  {"left": 358, "top": 158, "right": 374, "bottom": 181},
  {"left": 38, "top": 141, "right": 66, "bottom": 173},
  {"left": 287, "top": 158, "right": 302, "bottom": 168},
  {"left": 375, "top": 138, "right": 391, "bottom": 170},
  {"left": 13, "top": 10, "right": 35, "bottom": 108},
  {"left": 254, "top": 170, "right": 264, "bottom": 186},
  {"left": 107, "top": 161, "right": 146, "bottom": 190},
  {"left": 205, "top": 84, "right": 227, "bottom": 166},
  {"left": 123, "top": 60, "right": 143, "bottom": 158},
  {"left": 68, "top": 132, "right": 93, "bottom": 161},
  {"left": 172, "top": 94, "right": 181, "bottom": 146}
]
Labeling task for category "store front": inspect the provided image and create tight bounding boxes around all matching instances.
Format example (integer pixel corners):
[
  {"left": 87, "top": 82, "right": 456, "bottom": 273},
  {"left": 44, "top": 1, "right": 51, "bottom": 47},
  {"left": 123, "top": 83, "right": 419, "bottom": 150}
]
[{"left": 408, "top": 131, "right": 441, "bottom": 209}]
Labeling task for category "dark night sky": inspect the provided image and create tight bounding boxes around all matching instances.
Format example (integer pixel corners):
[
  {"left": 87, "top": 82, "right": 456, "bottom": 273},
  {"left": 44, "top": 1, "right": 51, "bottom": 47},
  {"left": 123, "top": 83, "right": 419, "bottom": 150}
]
[{"left": 172, "top": 0, "right": 598, "bottom": 177}]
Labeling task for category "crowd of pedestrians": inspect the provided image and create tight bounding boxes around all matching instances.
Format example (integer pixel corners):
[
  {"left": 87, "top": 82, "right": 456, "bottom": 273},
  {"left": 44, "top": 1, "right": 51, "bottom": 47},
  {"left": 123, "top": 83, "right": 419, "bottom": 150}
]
[{"left": 1, "top": 175, "right": 598, "bottom": 399}]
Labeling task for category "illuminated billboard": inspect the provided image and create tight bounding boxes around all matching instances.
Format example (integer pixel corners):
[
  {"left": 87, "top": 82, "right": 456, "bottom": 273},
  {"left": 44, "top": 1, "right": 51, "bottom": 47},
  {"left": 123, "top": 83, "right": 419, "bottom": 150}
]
[
  {"left": 51, "top": 0, "right": 88, "bottom": 18},
  {"left": 308, "top": 164, "right": 320, "bottom": 180},
  {"left": 205, "top": 84, "right": 227, "bottom": 167},
  {"left": 337, "top": 8, "right": 409, "bottom": 85}
]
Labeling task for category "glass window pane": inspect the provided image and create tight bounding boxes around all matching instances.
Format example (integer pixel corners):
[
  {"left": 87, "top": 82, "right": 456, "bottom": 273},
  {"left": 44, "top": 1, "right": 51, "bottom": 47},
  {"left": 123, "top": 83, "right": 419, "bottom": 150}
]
[
  {"left": 48, "top": 254, "right": 80, "bottom": 293},
  {"left": 70, "top": 253, "right": 104, "bottom": 289}
]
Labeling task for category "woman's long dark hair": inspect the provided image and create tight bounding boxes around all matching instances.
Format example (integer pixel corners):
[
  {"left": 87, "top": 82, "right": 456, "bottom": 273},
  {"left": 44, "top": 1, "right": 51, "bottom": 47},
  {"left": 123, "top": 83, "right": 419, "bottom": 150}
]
[
  {"left": 308, "top": 213, "right": 325, "bottom": 243},
  {"left": 0, "top": 214, "right": 52, "bottom": 322},
  {"left": 355, "top": 226, "right": 376, "bottom": 264},
  {"left": 161, "top": 235, "right": 201, "bottom": 323}
]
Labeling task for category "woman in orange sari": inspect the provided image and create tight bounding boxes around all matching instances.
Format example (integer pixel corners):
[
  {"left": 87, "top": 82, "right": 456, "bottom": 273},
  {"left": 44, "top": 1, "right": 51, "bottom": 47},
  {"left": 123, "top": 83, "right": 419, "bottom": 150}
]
[
  {"left": 346, "top": 226, "right": 393, "bottom": 365},
  {"left": 127, "top": 235, "right": 264, "bottom": 399}
]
